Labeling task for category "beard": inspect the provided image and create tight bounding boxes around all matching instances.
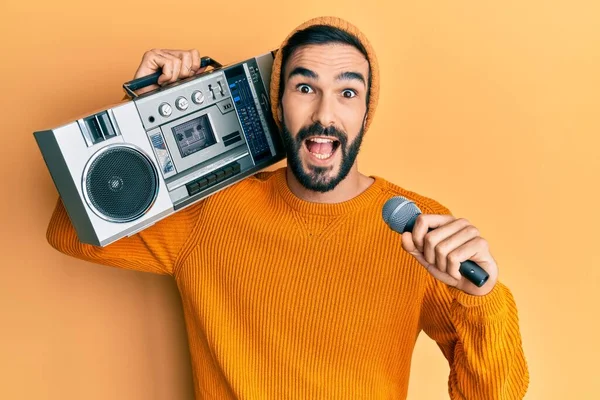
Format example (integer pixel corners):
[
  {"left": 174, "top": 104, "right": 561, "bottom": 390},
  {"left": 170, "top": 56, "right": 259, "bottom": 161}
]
[{"left": 281, "top": 120, "right": 365, "bottom": 193}]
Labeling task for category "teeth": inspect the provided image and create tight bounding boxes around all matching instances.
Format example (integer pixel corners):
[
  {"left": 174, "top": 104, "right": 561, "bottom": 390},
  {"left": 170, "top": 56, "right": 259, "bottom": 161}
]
[
  {"left": 309, "top": 138, "right": 334, "bottom": 143},
  {"left": 312, "top": 152, "right": 333, "bottom": 159},
  {"left": 306, "top": 137, "right": 336, "bottom": 160}
]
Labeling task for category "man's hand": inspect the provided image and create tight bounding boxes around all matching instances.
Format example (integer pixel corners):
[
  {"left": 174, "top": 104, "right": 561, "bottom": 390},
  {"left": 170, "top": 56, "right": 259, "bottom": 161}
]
[
  {"left": 132, "top": 49, "right": 206, "bottom": 95},
  {"left": 401, "top": 214, "right": 499, "bottom": 296}
]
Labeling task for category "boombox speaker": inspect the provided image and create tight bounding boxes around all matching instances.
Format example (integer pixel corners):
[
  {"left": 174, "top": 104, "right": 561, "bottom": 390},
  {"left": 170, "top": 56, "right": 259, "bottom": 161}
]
[{"left": 84, "top": 145, "right": 159, "bottom": 222}]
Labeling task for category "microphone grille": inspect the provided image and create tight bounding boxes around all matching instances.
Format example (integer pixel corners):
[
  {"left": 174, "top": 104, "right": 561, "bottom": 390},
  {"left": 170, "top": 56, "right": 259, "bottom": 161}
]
[{"left": 382, "top": 196, "right": 422, "bottom": 233}]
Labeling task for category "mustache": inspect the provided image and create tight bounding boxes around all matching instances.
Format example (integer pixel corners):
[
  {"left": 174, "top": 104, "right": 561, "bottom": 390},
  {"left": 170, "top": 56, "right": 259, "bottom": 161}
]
[{"left": 295, "top": 122, "right": 348, "bottom": 148}]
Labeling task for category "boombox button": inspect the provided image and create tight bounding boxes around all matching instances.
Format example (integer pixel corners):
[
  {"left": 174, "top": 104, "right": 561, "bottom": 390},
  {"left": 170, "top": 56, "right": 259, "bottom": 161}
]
[
  {"left": 158, "top": 103, "right": 173, "bottom": 117},
  {"left": 187, "top": 182, "right": 200, "bottom": 195},
  {"left": 215, "top": 170, "right": 225, "bottom": 182},
  {"left": 197, "top": 178, "right": 208, "bottom": 189},
  {"left": 175, "top": 97, "right": 189, "bottom": 111},
  {"left": 206, "top": 174, "right": 217, "bottom": 185}
]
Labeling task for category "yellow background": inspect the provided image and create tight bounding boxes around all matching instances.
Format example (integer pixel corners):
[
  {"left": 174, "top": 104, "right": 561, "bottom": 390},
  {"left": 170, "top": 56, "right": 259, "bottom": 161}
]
[{"left": 1, "top": 0, "right": 598, "bottom": 398}]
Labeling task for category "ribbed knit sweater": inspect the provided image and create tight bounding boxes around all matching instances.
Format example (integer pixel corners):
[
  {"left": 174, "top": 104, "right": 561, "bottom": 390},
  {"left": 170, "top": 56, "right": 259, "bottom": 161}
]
[{"left": 47, "top": 168, "right": 529, "bottom": 399}]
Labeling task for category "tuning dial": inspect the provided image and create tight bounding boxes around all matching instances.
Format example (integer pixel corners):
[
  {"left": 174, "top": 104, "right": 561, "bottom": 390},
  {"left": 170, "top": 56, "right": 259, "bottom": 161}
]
[
  {"left": 192, "top": 90, "right": 205, "bottom": 104},
  {"left": 175, "top": 96, "right": 189, "bottom": 111},
  {"left": 158, "top": 102, "right": 172, "bottom": 117}
]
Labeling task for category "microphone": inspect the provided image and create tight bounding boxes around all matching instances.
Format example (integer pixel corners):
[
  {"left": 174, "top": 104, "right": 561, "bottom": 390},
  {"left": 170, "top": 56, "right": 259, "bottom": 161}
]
[{"left": 382, "top": 196, "right": 489, "bottom": 287}]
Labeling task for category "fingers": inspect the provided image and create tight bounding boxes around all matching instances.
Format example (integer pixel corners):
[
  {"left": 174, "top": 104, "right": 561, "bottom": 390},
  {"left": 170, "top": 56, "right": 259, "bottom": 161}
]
[
  {"left": 411, "top": 214, "right": 455, "bottom": 253},
  {"left": 133, "top": 49, "right": 203, "bottom": 90},
  {"left": 400, "top": 231, "right": 418, "bottom": 254},
  {"left": 157, "top": 51, "right": 182, "bottom": 85},
  {"left": 402, "top": 214, "right": 498, "bottom": 295},
  {"left": 422, "top": 218, "right": 474, "bottom": 268},
  {"left": 185, "top": 49, "right": 208, "bottom": 76},
  {"left": 403, "top": 215, "right": 483, "bottom": 283},
  {"left": 134, "top": 49, "right": 178, "bottom": 87},
  {"left": 434, "top": 225, "right": 481, "bottom": 279},
  {"left": 190, "top": 49, "right": 201, "bottom": 74},
  {"left": 163, "top": 49, "right": 193, "bottom": 78},
  {"left": 446, "top": 236, "right": 489, "bottom": 282},
  {"left": 401, "top": 231, "right": 459, "bottom": 287}
]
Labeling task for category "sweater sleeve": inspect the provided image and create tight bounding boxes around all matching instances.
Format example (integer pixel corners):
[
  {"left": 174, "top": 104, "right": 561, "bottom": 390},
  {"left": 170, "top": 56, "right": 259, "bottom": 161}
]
[
  {"left": 413, "top": 196, "right": 529, "bottom": 399},
  {"left": 46, "top": 197, "right": 204, "bottom": 276},
  {"left": 420, "top": 277, "right": 529, "bottom": 399}
]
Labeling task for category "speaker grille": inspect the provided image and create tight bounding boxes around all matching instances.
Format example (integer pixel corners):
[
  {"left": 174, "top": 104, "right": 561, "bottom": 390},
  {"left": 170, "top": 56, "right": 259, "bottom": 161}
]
[{"left": 84, "top": 146, "right": 158, "bottom": 222}]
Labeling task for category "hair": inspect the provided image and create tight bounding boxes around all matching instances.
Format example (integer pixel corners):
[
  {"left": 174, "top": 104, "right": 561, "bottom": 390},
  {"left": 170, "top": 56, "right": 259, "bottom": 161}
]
[{"left": 278, "top": 25, "right": 372, "bottom": 105}]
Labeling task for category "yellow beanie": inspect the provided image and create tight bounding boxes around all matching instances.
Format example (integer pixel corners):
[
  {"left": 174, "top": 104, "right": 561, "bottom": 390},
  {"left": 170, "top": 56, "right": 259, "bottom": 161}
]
[{"left": 269, "top": 16, "right": 380, "bottom": 134}]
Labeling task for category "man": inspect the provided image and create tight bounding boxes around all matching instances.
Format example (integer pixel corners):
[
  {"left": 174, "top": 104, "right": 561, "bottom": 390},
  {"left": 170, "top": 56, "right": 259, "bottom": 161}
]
[{"left": 47, "top": 16, "right": 529, "bottom": 399}]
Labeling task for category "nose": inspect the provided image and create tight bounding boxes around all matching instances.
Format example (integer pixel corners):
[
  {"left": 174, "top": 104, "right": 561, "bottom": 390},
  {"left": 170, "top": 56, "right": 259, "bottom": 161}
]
[{"left": 311, "top": 92, "right": 336, "bottom": 127}]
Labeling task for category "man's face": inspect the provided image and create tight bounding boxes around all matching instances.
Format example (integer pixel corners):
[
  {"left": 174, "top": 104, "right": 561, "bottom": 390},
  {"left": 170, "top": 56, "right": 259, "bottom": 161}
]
[{"left": 279, "top": 43, "right": 370, "bottom": 192}]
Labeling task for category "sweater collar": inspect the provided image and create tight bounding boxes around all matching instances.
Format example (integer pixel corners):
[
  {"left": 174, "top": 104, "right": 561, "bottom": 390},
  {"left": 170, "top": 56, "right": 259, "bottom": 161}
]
[{"left": 273, "top": 167, "right": 386, "bottom": 216}]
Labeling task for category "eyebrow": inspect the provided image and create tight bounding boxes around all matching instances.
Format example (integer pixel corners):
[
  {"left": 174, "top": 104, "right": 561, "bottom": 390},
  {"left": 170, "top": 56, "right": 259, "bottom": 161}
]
[
  {"left": 287, "top": 67, "right": 366, "bottom": 88},
  {"left": 287, "top": 67, "right": 318, "bottom": 80},
  {"left": 336, "top": 71, "right": 366, "bottom": 87}
]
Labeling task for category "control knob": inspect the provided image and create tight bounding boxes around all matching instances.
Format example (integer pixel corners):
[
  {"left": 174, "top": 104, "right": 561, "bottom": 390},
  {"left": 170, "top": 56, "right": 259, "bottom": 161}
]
[
  {"left": 158, "top": 102, "right": 172, "bottom": 117},
  {"left": 192, "top": 91, "right": 205, "bottom": 104},
  {"left": 175, "top": 97, "right": 189, "bottom": 111}
]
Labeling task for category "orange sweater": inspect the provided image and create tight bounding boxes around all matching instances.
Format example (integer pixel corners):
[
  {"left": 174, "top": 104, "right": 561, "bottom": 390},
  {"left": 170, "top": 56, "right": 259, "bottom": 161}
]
[{"left": 47, "top": 167, "right": 529, "bottom": 399}]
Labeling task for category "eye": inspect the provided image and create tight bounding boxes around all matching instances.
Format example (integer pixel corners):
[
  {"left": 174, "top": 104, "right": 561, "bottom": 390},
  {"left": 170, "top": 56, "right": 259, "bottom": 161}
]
[
  {"left": 297, "top": 84, "right": 314, "bottom": 94},
  {"left": 342, "top": 89, "right": 357, "bottom": 98}
]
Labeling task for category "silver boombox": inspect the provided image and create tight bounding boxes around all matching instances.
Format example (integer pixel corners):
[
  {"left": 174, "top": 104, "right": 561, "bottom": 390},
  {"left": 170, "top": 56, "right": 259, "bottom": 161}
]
[{"left": 34, "top": 51, "right": 286, "bottom": 246}]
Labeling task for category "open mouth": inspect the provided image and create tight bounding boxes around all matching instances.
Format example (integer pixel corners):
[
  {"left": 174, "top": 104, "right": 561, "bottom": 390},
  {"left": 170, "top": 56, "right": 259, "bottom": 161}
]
[{"left": 304, "top": 137, "right": 341, "bottom": 161}]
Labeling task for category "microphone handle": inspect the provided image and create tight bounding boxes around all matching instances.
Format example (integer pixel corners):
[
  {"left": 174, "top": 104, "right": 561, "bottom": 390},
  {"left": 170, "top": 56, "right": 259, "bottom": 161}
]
[
  {"left": 457, "top": 259, "right": 489, "bottom": 288},
  {"left": 405, "top": 218, "right": 490, "bottom": 287}
]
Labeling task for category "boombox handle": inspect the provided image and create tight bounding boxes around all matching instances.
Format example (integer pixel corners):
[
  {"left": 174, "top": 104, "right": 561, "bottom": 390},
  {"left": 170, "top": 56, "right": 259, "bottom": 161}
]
[{"left": 122, "top": 56, "right": 223, "bottom": 99}]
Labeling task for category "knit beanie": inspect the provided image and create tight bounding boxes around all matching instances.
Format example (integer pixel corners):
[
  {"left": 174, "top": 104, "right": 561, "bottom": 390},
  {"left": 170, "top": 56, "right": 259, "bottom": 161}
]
[{"left": 269, "top": 16, "right": 380, "bottom": 134}]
